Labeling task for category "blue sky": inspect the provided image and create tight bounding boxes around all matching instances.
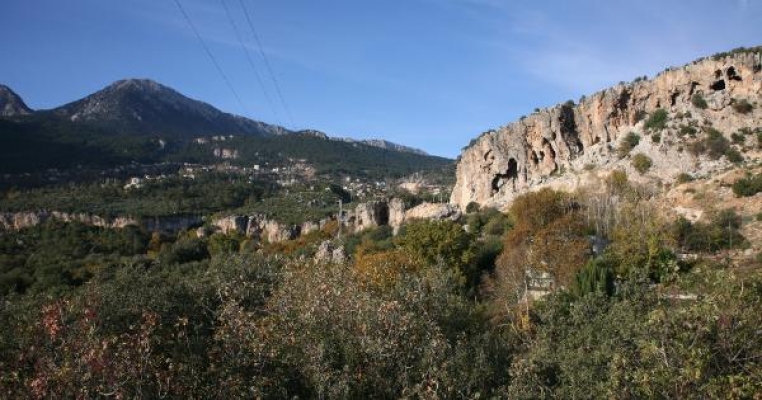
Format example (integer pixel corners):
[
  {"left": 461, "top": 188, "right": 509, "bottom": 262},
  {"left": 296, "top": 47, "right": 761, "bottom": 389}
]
[{"left": 1, "top": 0, "right": 760, "bottom": 157}]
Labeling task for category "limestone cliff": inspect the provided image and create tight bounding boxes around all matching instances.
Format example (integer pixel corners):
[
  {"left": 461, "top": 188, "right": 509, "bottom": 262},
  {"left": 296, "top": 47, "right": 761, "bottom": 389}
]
[{"left": 451, "top": 50, "right": 762, "bottom": 209}]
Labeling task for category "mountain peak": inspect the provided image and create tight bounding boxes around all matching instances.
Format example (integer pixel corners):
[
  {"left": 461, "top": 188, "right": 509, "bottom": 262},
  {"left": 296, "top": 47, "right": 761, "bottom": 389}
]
[
  {"left": 107, "top": 78, "right": 166, "bottom": 93},
  {"left": 0, "top": 84, "right": 33, "bottom": 117},
  {"left": 51, "top": 79, "right": 284, "bottom": 137}
]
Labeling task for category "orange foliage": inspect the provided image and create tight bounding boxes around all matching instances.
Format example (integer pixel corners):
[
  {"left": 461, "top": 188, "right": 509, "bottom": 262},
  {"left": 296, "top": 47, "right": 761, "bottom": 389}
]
[{"left": 353, "top": 249, "right": 424, "bottom": 290}]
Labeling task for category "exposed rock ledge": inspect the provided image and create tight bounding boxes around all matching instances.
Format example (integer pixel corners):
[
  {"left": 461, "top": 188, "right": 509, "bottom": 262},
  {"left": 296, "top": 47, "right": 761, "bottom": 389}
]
[{"left": 451, "top": 51, "right": 762, "bottom": 210}]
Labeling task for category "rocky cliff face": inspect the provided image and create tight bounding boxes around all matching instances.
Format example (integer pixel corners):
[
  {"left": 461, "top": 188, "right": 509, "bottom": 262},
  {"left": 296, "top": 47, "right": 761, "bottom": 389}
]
[
  {"left": 451, "top": 51, "right": 762, "bottom": 209},
  {"left": 209, "top": 197, "right": 454, "bottom": 243},
  {"left": 0, "top": 211, "right": 138, "bottom": 231},
  {"left": 0, "top": 84, "right": 32, "bottom": 117}
]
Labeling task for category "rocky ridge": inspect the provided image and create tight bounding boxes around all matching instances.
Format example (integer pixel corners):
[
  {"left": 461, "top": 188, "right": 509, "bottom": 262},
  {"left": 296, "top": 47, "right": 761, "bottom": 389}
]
[
  {"left": 451, "top": 50, "right": 762, "bottom": 210},
  {"left": 49, "top": 79, "right": 285, "bottom": 137},
  {"left": 0, "top": 84, "right": 32, "bottom": 117}
]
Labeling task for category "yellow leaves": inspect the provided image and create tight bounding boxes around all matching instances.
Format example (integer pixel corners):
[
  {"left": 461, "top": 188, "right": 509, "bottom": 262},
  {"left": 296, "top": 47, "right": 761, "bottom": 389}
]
[{"left": 353, "top": 249, "right": 424, "bottom": 291}]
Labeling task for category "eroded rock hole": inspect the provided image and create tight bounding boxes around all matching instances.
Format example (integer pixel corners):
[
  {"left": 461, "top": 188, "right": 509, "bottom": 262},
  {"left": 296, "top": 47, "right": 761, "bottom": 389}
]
[
  {"left": 754, "top": 64, "right": 761, "bottom": 73},
  {"left": 670, "top": 91, "right": 680, "bottom": 106},
  {"left": 715, "top": 69, "right": 723, "bottom": 79},
  {"left": 530, "top": 151, "right": 539, "bottom": 166},
  {"left": 491, "top": 158, "right": 518, "bottom": 193},
  {"left": 542, "top": 138, "right": 556, "bottom": 160},
  {"left": 727, "top": 66, "right": 742, "bottom": 81},
  {"left": 710, "top": 79, "right": 726, "bottom": 91}
]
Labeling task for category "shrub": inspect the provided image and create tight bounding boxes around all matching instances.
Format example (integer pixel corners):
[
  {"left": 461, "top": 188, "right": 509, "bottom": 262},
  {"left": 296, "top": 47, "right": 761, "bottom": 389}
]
[
  {"left": 631, "top": 153, "right": 653, "bottom": 174},
  {"left": 705, "top": 129, "right": 730, "bottom": 159},
  {"left": 679, "top": 125, "right": 697, "bottom": 137},
  {"left": 606, "top": 170, "right": 630, "bottom": 194},
  {"left": 731, "top": 132, "right": 746, "bottom": 144},
  {"left": 644, "top": 109, "right": 668, "bottom": 131},
  {"left": 651, "top": 133, "right": 661, "bottom": 143},
  {"left": 465, "top": 201, "right": 481, "bottom": 213},
  {"left": 675, "top": 173, "right": 694, "bottom": 184},
  {"left": 691, "top": 94, "right": 708, "bottom": 109},
  {"left": 732, "top": 98, "right": 753, "bottom": 114},
  {"left": 687, "top": 141, "right": 707, "bottom": 156},
  {"left": 672, "top": 210, "right": 745, "bottom": 252},
  {"left": 618, "top": 132, "right": 640, "bottom": 158},
  {"left": 725, "top": 148, "right": 743, "bottom": 164},
  {"left": 732, "top": 173, "right": 762, "bottom": 197}
]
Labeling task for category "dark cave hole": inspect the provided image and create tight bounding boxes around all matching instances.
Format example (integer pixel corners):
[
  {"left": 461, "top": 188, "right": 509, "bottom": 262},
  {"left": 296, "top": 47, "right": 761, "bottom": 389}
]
[
  {"left": 714, "top": 69, "right": 723, "bottom": 79},
  {"left": 506, "top": 158, "right": 518, "bottom": 179},
  {"left": 727, "top": 66, "right": 742, "bottom": 81},
  {"left": 754, "top": 64, "right": 761, "bottom": 73},
  {"left": 670, "top": 91, "right": 680, "bottom": 106},
  {"left": 530, "top": 151, "right": 539, "bottom": 166},
  {"left": 491, "top": 158, "right": 518, "bottom": 193},
  {"left": 542, "top": 138, "right": 556, "bottom": 159},
  {"left": 710, "top": 79, "right": 726, "bottom": 91}
]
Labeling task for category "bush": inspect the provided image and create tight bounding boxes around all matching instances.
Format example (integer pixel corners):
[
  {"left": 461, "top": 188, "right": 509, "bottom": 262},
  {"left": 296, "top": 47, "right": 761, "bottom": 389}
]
[
  {"left": 705, "top": 128, "right": 730, "bottom": 160},
  {"left": 465, "top": 201, "right": 481, "bottom": 213},
  {"left": 691, "top": 94, "right": 708, "bottom": 109},
  {"left": 725, "top": 148, "right": 743, "bottom": 164},
  {"left": 732, "top": 98, "right": 753, "bottom": 114},
  {"left": 644, "top": 109, "right": 668, "bottom": 131},
  {"left": 732, "top": 173, "right": 762, "bottom": 197},
  {"left": 631, "top": 153, "right": 653, "bottom": 174},
  {"left": 731, "top": 132, "right": 746, "bottom": 144},
  {"left": 617, "top": 132, "right": 640, "bottom": 158},
  {"left": 651, "top": 133, "right": 661, "bottom": 143},
  {"left": 679, "top": 125, "right": 698, "bottom": 137},
  {"left": 675, "top": 173, "right": 694, "bottom": 184},
  {"left": 672, "top": 210, "right": 745, "bottom": 252}
]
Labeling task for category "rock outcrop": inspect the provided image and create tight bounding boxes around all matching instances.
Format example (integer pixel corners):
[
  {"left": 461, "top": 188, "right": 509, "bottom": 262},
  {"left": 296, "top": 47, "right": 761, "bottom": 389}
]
[
  {"left": 0, "top": 211, "right": 139, "bottom": 231},
  {"left": 405, "top": 202, "right": 461, "bottom": 222},
  {"left": 314, "top": 240, "right": 347, "bottom": 264},
  {"left": 208, "top": 197, "right": 456, "bottom": 243},
  {"left": 452, "top": 50, "right": 762, "bottom": 209},
  {"left": 0, "top": 84, "right": 33, "bottom": 117}
]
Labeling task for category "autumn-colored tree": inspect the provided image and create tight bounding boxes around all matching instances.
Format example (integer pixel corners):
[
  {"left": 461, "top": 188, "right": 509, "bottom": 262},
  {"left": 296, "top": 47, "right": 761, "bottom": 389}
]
[
  {"left": 353, "top": 248, "right": 424, "bottom": 290},
  {"left": 490, "top": 189, "right": 590, "bottom": 311}
]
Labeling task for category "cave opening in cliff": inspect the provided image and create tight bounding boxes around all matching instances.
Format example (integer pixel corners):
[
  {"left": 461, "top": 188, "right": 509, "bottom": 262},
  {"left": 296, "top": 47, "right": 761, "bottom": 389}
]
[
  {"left": 670, "top": 91, "right": 680, "bottom": 106},
  {"left": 727, "top": 66, "right": 742, "bottom": 81},
  {"left": 374, "top": 202, "right": 390, "bottom": 226},
  {"left": 542, "top": 138, "right": 556, "bottom": 160},
  {"left": 530, "top": 151, "right": 539, "bottom": 166},
  {"left": 715, "top": 69, "right": 723, "bottom": 79},
  {"left": 491, "top": 158, "right": 518, "bottom": 194},
  {"left": 710, "top": 79, "right": 726, "bottom": 91},
  {"left": 755, "top": 64, "right": 762, "bottom": 73}
]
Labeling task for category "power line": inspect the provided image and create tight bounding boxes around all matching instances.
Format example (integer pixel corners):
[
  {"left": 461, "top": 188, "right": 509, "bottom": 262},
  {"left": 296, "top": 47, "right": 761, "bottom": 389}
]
[
  {"left": 238, "top": 0, "right": 296, "bottom": 129},
  {"left": 173, "top": 0, "right": 247, "bottom": 114},
  {"left": 219, "top": 0, "right": 283, "bottom": 129}
]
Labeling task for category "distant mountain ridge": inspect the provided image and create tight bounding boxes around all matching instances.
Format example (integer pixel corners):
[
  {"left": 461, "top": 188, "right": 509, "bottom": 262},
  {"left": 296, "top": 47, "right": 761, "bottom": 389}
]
[
  {"left": 0, "top": 80, "right": 451, "bottom": 176},
  {"left": 1, "top": 79, "right": 425, "bottom": 154}
]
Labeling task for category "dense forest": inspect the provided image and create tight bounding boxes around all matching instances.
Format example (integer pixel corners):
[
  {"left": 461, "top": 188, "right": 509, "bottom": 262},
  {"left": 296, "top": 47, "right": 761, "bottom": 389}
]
[{"left": 2, "top": 172, "right": 761, "bottom": 398}]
